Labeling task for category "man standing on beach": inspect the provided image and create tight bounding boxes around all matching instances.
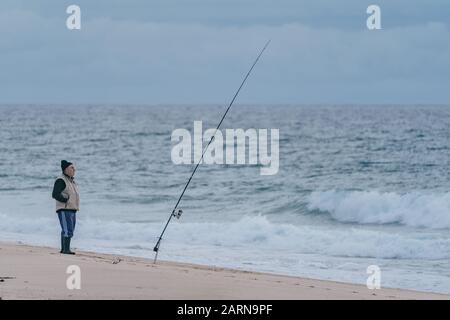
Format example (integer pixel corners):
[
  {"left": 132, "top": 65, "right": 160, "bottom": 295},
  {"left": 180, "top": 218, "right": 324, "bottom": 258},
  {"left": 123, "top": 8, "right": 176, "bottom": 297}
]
[{"left": 52, "top": 160, "right": 80, "bottom": 255}]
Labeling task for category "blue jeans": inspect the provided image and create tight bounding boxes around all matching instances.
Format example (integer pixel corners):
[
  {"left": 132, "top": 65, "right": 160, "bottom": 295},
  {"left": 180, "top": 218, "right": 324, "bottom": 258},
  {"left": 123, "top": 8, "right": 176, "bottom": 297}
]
[{"left": 58, "top": 210, "right": 76, "bottom": 238}]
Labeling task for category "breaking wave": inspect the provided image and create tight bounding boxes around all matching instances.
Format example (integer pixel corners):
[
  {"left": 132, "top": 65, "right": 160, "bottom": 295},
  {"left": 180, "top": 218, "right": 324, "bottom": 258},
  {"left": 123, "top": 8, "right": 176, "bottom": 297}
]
[
  {"left": 308, "top": 190, "right": 450, "bottom": 229},
  {"left": 1, "top": 212, "right": 450, "bottom": 260}
]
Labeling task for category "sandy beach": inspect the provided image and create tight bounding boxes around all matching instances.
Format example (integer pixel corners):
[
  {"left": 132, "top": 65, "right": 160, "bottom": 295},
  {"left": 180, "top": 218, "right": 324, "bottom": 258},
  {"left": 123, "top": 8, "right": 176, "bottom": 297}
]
[{"left": 0, "top": 241, "right": 448, "bottom": 300}]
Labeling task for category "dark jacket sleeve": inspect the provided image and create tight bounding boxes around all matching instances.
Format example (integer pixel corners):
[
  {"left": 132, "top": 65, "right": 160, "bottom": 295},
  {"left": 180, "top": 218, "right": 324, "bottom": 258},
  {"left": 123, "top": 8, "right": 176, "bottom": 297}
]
[{"left": 52, "top": 179, "right": 68, "bottom": 203}]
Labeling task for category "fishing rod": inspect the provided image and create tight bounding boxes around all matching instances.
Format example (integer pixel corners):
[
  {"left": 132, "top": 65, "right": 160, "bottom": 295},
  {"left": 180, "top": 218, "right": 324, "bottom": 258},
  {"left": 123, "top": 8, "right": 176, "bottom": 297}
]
[{"left": 153, "top": 40, "right": 271, "bottom": 263}]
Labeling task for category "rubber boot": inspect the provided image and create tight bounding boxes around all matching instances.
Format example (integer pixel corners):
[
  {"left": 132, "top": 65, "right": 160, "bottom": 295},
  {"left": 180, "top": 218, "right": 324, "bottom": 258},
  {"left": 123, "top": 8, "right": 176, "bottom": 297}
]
[
  {"left": 62, "top": 237, "right": 75, "bottom": 255},
  {"left": 60, "top": 234, "right": 64, "bottom": 253},
  {"left": 67, "top": 237, "right": 75, "bottom": 255}
]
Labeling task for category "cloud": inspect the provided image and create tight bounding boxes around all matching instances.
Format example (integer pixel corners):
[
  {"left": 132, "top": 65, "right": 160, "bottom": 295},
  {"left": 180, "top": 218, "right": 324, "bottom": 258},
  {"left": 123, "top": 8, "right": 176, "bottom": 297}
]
[{"left": 0, "top": 6, "right": 449, "bottom": 104}]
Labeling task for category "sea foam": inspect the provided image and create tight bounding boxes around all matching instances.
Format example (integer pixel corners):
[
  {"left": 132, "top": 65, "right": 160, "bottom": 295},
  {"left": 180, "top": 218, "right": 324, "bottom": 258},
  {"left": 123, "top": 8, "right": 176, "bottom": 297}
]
[{"left": 308, "top": 190, "right": 450, "bottom": 229}]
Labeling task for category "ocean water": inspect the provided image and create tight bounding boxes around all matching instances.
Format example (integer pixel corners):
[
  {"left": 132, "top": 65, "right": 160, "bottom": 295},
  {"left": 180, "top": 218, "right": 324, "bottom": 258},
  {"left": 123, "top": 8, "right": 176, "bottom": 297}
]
[{"left": 1, "top": 104, "right": 450, "bottom": 294}]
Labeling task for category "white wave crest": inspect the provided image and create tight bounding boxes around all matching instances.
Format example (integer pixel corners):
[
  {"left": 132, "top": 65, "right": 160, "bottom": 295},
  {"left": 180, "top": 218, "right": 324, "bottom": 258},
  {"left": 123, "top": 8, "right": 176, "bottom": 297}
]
[
  {"left": 1, "top": 212, "right": 450, "bottom": 260},
  {"left": 308, "top": 190, "right": 450, "bottom": 229}
]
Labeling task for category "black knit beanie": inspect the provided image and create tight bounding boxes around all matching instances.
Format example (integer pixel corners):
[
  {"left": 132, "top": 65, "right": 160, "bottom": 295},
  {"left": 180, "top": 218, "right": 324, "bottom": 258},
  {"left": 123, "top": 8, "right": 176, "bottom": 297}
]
[{"left": 61, "top": 160, "right": 73, "bottom": 172}]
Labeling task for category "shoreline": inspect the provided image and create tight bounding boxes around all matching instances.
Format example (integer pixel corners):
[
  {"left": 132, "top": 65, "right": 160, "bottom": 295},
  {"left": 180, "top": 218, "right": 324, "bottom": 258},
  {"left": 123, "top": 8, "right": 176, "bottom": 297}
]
[{"left": 1, "top": 241, "right": 449, "bottom": 300}]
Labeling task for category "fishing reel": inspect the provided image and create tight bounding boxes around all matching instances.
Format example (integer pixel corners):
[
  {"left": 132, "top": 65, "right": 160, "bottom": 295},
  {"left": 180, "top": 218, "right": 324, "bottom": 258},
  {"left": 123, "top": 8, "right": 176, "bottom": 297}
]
[{"left": 172, "top": 209, "right": 183, "bottom": 219}]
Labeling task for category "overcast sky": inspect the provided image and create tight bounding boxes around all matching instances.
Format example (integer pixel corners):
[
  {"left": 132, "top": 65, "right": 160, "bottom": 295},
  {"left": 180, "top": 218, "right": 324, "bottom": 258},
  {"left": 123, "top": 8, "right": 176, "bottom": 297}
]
[{"left": 1, "top": 0, "right": 449, "bottom": 104}]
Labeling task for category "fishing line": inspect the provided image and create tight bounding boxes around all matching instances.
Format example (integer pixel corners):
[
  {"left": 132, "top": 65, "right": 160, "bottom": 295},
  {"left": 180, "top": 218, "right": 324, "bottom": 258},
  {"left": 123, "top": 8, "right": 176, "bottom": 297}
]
[{"left": 153, "top": 40, "right": 271, "bottom": 263}]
